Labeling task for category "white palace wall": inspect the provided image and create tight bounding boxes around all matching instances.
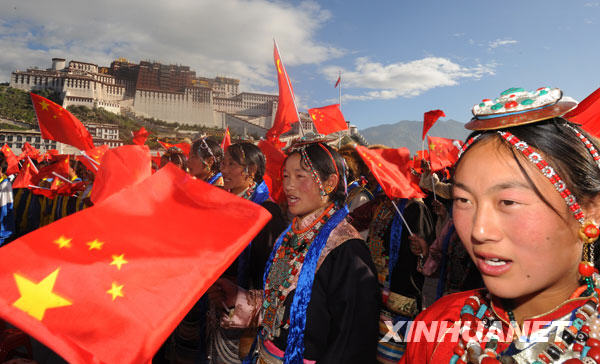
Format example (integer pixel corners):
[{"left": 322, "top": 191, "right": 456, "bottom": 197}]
[{"left": 133, "top": 90, "right": 217, "bottom": 127}]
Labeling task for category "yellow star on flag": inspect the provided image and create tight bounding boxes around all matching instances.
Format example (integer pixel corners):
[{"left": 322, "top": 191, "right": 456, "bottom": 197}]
[
  {"left": 39, "top": 100, "right": 49, "bottom": 111},
  {"left": 52, "top": 115, "right": 57, "bottom": 119},
  {"left": 110, "top": 254, "right": 128, "bottom": 270},
  {"left": 107, "top": 282, "right": 124, "bottom": 301},
  {"left": 429, "top": 143, "right": 436, "bottom": 150},
  {"left": 12, "top": 268, "right": 72, "bottom": 320},
  {"left": 86, "top": 239, "right": 104, "bottom": 251},
  {"left": 54, "top": 236, "right": 72, "bottom": 249}
]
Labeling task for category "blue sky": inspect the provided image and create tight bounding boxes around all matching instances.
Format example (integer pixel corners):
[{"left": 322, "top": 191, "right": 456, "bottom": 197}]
[{"left": 1, "top": 0, "right": 599, "bottom": 129}]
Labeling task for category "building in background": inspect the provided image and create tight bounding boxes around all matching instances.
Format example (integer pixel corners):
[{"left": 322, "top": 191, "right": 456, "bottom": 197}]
[{"left": 10, "top": 58, "right": 280, "bottom": 137}]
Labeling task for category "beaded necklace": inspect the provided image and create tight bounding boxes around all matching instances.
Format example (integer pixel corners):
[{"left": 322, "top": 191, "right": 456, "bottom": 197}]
[
  {"left": 261, "top": 203, "right": 336, "bottom": 340},
  {"left": 242, "top": 182, "right": 257, "bottom": 200},
  {"left": 449, "top": 277, "right": 600, "bottom": 364}
]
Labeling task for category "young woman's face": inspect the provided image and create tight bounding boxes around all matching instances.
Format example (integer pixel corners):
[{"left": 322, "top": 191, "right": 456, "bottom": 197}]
[
  {"left": 283, "top": 153, "right": 329, "bottom": 218},
  {"left": 188, "top": 153, "right": 210, "bottom": 180},
  {"left": 452, "top": 138, "right": 582, "bottom": 300},
  {"left": 221, "top": 151, "right": 250, "bottom": 194}
]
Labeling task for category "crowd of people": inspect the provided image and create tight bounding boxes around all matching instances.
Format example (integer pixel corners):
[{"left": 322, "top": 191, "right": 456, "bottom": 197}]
[{"left": 2, "top": 85, "right": 600, "bottom": 364}]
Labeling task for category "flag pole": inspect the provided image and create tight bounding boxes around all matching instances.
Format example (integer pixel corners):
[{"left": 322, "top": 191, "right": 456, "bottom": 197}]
[
  {"left": 274, "top": 39, "right": 303, "bottom": 137},
  {"left": 338, "top": 70, "right": 342, "bottom": 111},
  {"left": 391, "top": 200, "right": 414, "bottom": 236},
  {"left": 425, "top": 138, "right": 438, "bottom": 201}
]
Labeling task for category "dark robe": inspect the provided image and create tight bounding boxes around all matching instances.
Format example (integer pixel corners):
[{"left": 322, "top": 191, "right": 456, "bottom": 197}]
[{"left": 269, "top": 238, "right": 380, "bottom": 363}]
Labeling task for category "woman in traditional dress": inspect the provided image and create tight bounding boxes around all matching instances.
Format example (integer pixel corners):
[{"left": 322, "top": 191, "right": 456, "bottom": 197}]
[
  {"left": 208, "top": 142, "right": 286, "bottom": 364},
  {"left": 211, "top": 140, "right": 380, "bottom": 363},
  {"left": 188, "top": 138, "right": 225, "bottom": 186},
  {"left": 400, "top": 87, "right": 600, "bottom": 364}
]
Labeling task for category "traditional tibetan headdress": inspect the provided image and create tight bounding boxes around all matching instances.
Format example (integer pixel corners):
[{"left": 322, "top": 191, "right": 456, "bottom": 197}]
[
  {"left": 459, "top": 87, "right": 600, "bottom": 278},
  {"left": 286, "top": 134, "right": 348, "bottom": 197}
]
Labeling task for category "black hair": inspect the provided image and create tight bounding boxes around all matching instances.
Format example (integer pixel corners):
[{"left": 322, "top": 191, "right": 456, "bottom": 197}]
[
  {"left": 0, "top": 153, "right": 6, "bottom": 175},
  {"left": 160, "top": 147, "right": 187, "bottom": 170},
  {"left": 226, "top": 142, "right": 265, "bottom": 183},
  {"left": 286, "top": 143, "right": 347, "bottom": 207},
  {"left": 191, "top": 138, "right": 223, "bottom": 174}
]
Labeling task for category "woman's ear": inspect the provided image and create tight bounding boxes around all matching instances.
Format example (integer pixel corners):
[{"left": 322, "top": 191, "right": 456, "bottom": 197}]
[
  {"left": 247, "top": 164, "right": 258, "bottom": 181},
  {"left": 584, "top": 194, "right": 600, "bottom": 224},
  {"left": 324, "top": 173, "right": 339, "bottom": 194}
]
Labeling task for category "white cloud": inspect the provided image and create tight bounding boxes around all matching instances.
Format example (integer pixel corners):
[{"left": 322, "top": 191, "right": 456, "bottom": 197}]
[
  {"left": 321, "top": 57, "right": 495, "bottom": 101},
  {"left": 488, "top": 38, "right": 518, "bottom": 49},
  {"left": 584, "top": 2, "right": 600, "bottom": 7},
  {"left": 0, "top": 0, "right": 342, "bottom": 89}
]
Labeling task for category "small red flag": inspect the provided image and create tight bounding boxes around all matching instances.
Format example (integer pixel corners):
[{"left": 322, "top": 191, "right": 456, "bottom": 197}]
[
  {"left": 30, "top": 93, "right": 95, "bottom": 151},
  {"left": 334, "top": 76, "right": 341, "bottom": 88},
  {"left": 12, "top": 158, "right": 38, "bottom": 189},
  {"left": 157, "top": 140, "right": 191, "bottom": 158},
  {"left": 221, "top": 127, "right": 232, "bottom": 151},
  {"left": 76, "top": 145, "right": 109, "bottom": 175},
  {"left": 132, "top": 126, "right": 150, "bottom": 146},
  {"left": 422, "top": 109, "right": 446, "bottom": 140},
  {"left": 31, "top": 155, "right": 70, "bottom": 186},
  {"left": 90, "top": 145, "right": 152, "bottom": 205},
  {"left": 356, "top": 146, "right": 425, "bottom": 199},
  {"left": 0, "top": 164, "right": 272, "bottom": 364},
  {"left": 266, "top": 41, "right": 299, "bottom": 142},
  {"left": 427, "top": 136, "right": 463, "bottom": 171},
  {"left": 19, "top": 142, "right": 41, "bottom": 162},
  {"left": 564, "top": 87, "right": 600, "bottom": 138},
  {"left": 1, "top": 144, "right": 20, "bottom": 175},
  {"left": 258, "top": 139, "right": 286, "bottom": 204},
  {"left": 308, "top": 104, "right": 348, "bottom": 135}
]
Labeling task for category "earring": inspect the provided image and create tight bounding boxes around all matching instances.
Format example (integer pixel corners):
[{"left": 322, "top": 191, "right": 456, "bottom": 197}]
[{"left": 579, "top": 221, "right": 600, "bottom": 278}]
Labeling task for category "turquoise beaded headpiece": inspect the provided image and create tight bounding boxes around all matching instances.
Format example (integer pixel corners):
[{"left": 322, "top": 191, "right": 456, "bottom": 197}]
[{"left": 466, "top": 87, "right": 577, "bottom": 131}]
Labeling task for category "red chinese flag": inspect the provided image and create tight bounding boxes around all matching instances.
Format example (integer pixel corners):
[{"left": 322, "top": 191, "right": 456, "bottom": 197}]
[
  {"left": 308, "top": 104, "right": 348, "bottom": 135},
  {"left": 77, "top": 145, "right": 109, "bottom": 175},
  {"left": 427, "top": 136, "right": 463, "bottom": 171},
  {"left": 422, "top": 109, "right": 446, "bottom": 140},
  {"left": 1, "top": 144, "right": 20, "bottom": 175},
  {"left": 90, "top": 145, "right": 152, "bottom": 205},
  {"left": 12, "top": 158, "right": 38, "bottom": 189},
  {"left": 0, "top": 164, "right": 271, "bottom": 364},
  {"left": 132, "top": 126, "right": 150, "bottom": 146},
  {"left": 413, "top": 150, "right": 429, "bottom": 174},
  {"left": 221, "top": 127, "right": 232, "bottom": 151},
  {"left": 31, "top": 155, "right": 70, "bottom": 186},
  {"left": 356, "top": 146, "right": 425, "bottom": 199},
  {"left": 564, "top": 87, "right": 600, "bottom": 138},
  {"left": 258, "top": 139, "right": 286, "bottom": 204},
  {"left": 266, "top": 41, "right": 299, "bottom": 141},
  {"left": 158, "top": 140, "right": 191, "bottom": 158},
  {"left": 19, "top": 142, "right": 41, "bottom": 162},
  {"left": 30, "top": 93, "right": 95, "bottom": 151}
]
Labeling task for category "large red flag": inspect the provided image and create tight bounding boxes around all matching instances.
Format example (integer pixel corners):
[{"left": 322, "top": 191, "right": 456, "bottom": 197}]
[
  {"left": 221, "top": 127, "right": 232, "bottom": 151},
  {"left": 132, "top": 126, "right": 150, "bottom": 146},
  {"left": 90, "top": 145, "right": 152, "bottom": 205},
  {"left": 258, "top": 139, "right": 286, "bottom": 204},
  {"left": 356, "top": 146, "right": 425, "bottom": 199},
  {"left": 0, "top": 164, "right": 271, "bottom": 364},
  {"left": 12, "top": 157, "right": 38, "bottom": 189},
  {"left": 427, "top": 136, "right": 463, "bottom": 171},
  {"left": 1, "top": 144, "right": 20, "bottom": 175},
  {"left": 564, "top": 87, "right": 600, "bottom": 137},
  {"left": 422, "top": 109, "right": 446, "bottom": 140},
  {"left": 308, "top": 104, "right": 348, "bottom": 135},
  {"left": 158, "top": 140, "right": 191, "bottom": 158},
  {"left": 266, "top": 41, "right": 299, "bottom": 141},
  {"left": 30, "top": 93, "right": 95, "bottom": 151}
]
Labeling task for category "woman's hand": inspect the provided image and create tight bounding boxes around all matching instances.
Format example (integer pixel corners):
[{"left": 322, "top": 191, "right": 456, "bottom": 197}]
[
  {"left": 207, "top": 278, "right": 238, "bottom": 308},
  {"left": 408, "top": 234, "right": 428, "bottom": 259}
]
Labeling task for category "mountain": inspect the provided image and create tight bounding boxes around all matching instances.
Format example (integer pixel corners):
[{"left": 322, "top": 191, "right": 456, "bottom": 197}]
[{"left": 359, "top": 119, "right": 471, "bottom": 152}]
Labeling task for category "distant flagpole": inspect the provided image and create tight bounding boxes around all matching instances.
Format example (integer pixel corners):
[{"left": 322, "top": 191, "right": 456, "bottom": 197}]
[
  {"left": 273, "top": 39, "right": 304, "bottom": 136},
  {"left": 338, "top": 70, "right": 342, "bottom": 111}
]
